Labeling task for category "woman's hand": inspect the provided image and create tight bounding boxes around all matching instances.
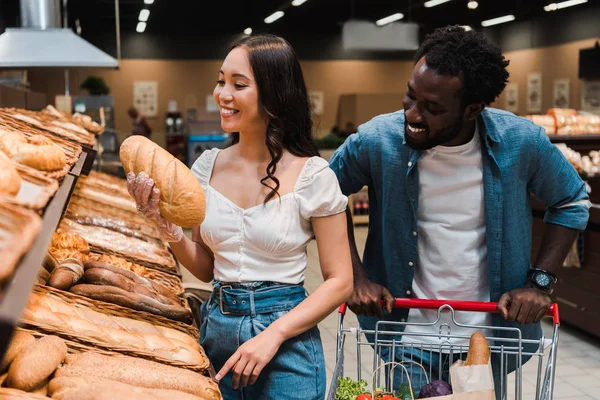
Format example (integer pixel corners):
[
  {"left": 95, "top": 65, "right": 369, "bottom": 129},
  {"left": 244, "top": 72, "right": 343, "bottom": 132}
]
[
  {"left": 215, "top": 329, "right": 285, "bottom": 389},
  {"left": 126, "top": 172, "right": 184, "bottom": 243}
]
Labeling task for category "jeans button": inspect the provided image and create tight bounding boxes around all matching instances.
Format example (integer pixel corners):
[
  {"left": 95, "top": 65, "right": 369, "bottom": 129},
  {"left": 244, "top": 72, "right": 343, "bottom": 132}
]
[
  {"left": 409, "top": 261, "right": 414, "bottom": 267},
  {"left": 241, "top": 300, "right": 246, "bottom": 305}
]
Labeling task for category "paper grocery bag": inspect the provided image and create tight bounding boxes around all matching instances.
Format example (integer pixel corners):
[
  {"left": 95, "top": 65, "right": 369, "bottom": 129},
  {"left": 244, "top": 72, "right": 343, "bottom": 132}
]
[{"left": 444, "top": 359, "right": 495, "bottom": 399}]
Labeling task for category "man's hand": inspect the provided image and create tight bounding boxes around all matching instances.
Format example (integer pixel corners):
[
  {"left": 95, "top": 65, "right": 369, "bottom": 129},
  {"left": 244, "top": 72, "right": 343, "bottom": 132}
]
[
  {"left": 347, "top": 278, "right": 395, "bottom": 318},
  {"left": 497, "top": 288, "right": 551, "bottom": 324}
]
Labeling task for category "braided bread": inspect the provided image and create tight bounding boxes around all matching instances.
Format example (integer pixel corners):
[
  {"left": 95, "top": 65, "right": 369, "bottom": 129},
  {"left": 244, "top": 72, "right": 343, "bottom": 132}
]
[{"left": 22, "top": 293, "right": 207, "bottom": 369}]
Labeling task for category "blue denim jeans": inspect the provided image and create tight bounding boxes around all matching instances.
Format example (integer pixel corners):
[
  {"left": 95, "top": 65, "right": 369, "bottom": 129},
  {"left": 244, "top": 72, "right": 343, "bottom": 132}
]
[{"left": 200, "top": 281, "right": 326, "bottom": 400}]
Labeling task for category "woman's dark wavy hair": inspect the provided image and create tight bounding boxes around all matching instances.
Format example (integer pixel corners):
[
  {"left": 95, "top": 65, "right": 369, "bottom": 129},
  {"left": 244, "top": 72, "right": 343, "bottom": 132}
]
[
  {"left": 228, "top": 34, "right": 319, "bottom": 204},
  {"left": 414, "top": 25, "right": 510, "bottom": 107}
]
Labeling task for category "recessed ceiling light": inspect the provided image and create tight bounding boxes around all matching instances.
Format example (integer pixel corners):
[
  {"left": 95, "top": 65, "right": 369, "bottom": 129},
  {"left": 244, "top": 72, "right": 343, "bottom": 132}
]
[
  {"left": 461, "top": 25, "right": 472, "bottom": 31},
  {"left": 244, "top": 27, "right": 252, "bottom": 35},
  {"left": 481, "top": 14, "right": 515, "bottom": 27},
  {"left": 544, "top": 0, "right": 587, "bottom": 11},
  {"left": 291, "top": 0, "right": 308, "bottom": 6},
  {"left": 264, "top": 11, "right": 285, "bottom": 24},
  {"left": 139, "top": 9, "right": 150, "bottom": 22},
  {"left": 424, "top": 0, "right": 452, "bottom": 8},
  {"left": 467, "top": 1, "right": 478, "bottom": 9},
  {"left": 144, "top": 0, "right": 154, "bottom": 4},
  {"left": 376, "top": 13, "right": 404, "bottom": 26},
  {"left": 136, "top": 21, "right": 146, "bottom": 33}
]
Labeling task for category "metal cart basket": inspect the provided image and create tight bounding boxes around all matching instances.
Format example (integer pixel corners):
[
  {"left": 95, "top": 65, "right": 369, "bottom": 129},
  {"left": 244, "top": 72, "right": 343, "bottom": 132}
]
[{"left": 327, "top": 299, "right": 560, "bottom": 400}]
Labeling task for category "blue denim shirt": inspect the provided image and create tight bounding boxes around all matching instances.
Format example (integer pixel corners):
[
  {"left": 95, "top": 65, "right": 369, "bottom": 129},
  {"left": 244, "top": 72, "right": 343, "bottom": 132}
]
[{"left": 329, "top": 108, "right": 590, "bottom": 353}]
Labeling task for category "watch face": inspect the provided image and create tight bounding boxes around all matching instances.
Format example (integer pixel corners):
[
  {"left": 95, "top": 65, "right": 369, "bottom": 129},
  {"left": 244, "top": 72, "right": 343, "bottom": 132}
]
[{"left": 535, "top": 272, "right": 552, "bottom": 287}]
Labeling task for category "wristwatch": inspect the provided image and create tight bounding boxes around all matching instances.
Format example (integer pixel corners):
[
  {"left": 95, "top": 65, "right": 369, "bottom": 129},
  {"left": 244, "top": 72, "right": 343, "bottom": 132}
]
[{"left": 527, "top": 268, "right": 558, "bottom": 294}]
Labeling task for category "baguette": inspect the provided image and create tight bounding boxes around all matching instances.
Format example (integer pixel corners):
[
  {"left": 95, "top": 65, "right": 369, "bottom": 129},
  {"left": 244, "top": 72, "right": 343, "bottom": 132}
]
[
  {"left": 6, "top": 335, "right": 67, "bottom": 391},
  {"left": 47, "top": 258, "right": 84, "bottom": 290},
  {"left": 464, "top": 332, "right": 490, "bottom": 366},
  {"left": 49, "top": 376, "right": 207, "bottom": 400},
  {"left": 84, "top": 260, "right": 178, "bottom": 300},
  {"left": 0, "top": 331, "right": 36, "bottom": 373},
  {"left": 70, "top": 284, "right": 192, "bottom": 323},
  {"left": 55, "top": 353, "right": 220, "bottom": 399},
  {"left": 120, "top": 135, "right": 206, "bottom": 228}
]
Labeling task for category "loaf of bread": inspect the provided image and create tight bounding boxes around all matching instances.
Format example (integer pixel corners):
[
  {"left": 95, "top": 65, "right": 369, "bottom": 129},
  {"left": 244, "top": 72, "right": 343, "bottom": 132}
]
[
  {"left": 84, "top": 260, "right": 178, "bottom": 300},
  {"left": 120, "top": 135, "right": 206, "bottom": 228},
  {"left": 0, "top": 331, "right": 36, "bottom": 372},
  {"left": 70, "top": 284, "right": 192, "bottom": 323},
  {"left": 22, "top": 293, "right": 207, "bottom": 368},
  {"left": 42, "top": 253, "right": 60, "bottom": 273},
  {"left": 49, "top": 232, "right": 90, "bottom": 254},
  {"left": 464, "top": 332, "right": 490, "bottom": 366},
  {"left": 0, "top": 128, "right": 67, "bottom": 171},
  {"left": 0, "top": 152, "right": 20, "bottom": 196},
  {"left": 49, "top": 376, "right": 208, "bottom": 400},
  {"left": 55, "top": 352, "right": 220, "bottom": 399},
  {"left": 47, "top": 258, "right": 84, "bottom": 290},
  {"left": 6, "top": 335, "right": 67, "bottom": 391},
  {"left": 36, "top": 267, "right": 51, "bottom": 285}
]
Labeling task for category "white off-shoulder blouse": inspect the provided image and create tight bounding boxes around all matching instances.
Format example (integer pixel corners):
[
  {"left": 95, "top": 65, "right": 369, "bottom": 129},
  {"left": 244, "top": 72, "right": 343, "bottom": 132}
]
[{"left": 191, "top": 148, "right": 348, "bottom": 284}]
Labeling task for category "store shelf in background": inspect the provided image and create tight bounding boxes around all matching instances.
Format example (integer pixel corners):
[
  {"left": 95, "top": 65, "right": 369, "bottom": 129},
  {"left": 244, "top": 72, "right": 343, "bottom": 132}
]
[
  {"left": 548, "top": 134, "right": 600, "bottom": 154},
  {"left": 0, "top": 173, "right": 77, "bottom": 357},
  {"left": 349, "top": 186, "right": 369, "bottom": 226}
]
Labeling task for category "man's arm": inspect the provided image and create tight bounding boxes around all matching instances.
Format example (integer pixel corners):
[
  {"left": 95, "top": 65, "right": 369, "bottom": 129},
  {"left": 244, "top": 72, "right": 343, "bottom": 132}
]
[
  {"left": 329, "top": 131, "right": 394, "bottom": 318},
  {"left": 498, "top": 127, "right": 590, "bottom": 324}
]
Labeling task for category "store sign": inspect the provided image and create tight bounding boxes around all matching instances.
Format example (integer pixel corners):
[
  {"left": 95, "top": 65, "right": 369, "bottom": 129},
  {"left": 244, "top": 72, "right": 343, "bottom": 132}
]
[
  {"left": 505, "top": 83, "right": 518, "bottom": 114},
  {"left": 527, "top": 72, "right": 542, "bottom": 113},
  {"left": 553, "top": 79, "right": 570, "bottom": 109},
  {"left": 582, "top": 80, "right": 600, "bottom": 114},
  {"left": 133, "top": 81, "right": 158, "bottom": 118},
  {"left": 308, "top": 90, "right": 324, "bottom": 115}
]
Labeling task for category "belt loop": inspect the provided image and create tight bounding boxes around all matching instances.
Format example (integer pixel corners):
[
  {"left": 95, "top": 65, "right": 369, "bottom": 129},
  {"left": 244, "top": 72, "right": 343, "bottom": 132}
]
[{"left": 249, "top": 291, "right": 256, "bottom": 317}]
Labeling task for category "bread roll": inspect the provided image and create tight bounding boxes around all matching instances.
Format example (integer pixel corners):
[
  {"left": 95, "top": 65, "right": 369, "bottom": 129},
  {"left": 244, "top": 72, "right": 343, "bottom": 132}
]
[
  {"left": 6, "top": 335, "right": 67, "bottom": 391},
  {"left": 47, "top": 258, "right": 84, "bottom": 290},
  {"left": 36, "top": 268, "right": 51, "bottom": 285},
  {"left": 0, "top": 152, "right": 20, "bottom": 196},
  {"left": 49, "top": 376, "right": 206, "bottom": 400},
  {"left": 120, "top": 135, "right": 206, "bottom": 227},
  {"left": 0, "top": 331, "right": 36, "bottom": 373},
  {"left": 464, "top": 332, "right": 490, "bottom": 366},
  {"left": 56, "top": 353, "right": 220, "bottom": 399},
  {"left": 42, "top": 253, "right": 60, "bottom": 273}
]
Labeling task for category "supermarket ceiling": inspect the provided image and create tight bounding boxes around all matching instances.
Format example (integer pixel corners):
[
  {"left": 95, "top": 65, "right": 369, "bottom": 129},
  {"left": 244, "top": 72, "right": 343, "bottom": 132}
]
[{"left": 0, "top": 0, "right": 598, "bottom": 37}]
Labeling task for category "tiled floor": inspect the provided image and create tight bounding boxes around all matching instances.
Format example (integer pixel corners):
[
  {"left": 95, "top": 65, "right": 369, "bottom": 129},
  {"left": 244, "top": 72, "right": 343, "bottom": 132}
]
[{"left": 183, "top": 226, "right": 600, "bottom": 399}]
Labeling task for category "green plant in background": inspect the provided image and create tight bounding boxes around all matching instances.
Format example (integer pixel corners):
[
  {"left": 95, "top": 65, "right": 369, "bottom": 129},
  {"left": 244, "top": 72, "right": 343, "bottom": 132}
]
[{"left": 80, "top": 76, "right": 111, "bottom": 95}]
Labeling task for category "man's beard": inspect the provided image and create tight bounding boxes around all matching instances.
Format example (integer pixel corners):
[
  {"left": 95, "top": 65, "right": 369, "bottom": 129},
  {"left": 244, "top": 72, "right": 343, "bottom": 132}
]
[{"left": 405, "top": 119, "right": 464, "bottom": 151}]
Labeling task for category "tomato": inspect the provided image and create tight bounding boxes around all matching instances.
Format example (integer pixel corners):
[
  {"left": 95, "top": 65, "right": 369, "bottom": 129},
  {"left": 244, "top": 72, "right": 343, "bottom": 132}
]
[{"left": 356, "top": 395, "right": 372, "bottom": 400}]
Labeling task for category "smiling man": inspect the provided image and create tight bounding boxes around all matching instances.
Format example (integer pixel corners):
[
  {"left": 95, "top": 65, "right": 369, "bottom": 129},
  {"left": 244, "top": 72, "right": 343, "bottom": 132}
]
[{"left": 329, "top": 26, "right": 590, "bottom": 392}]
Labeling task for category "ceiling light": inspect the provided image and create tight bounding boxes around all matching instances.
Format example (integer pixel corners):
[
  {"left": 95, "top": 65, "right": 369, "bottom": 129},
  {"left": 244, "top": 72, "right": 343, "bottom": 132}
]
[
  {"left": 291, "top": 0, "right": 308, "bottom": 6},
  {"left": 424, "top": 0, "right": 452, "bottom": 8},
  {"left": 376, "top": 13, "right": 404, "bottom": 26},
  {"left": 544, "top": 0, "right": 587, "bottom": 11},
  {"left": 244, "top": 27, "right": 252, "bottom": 35},
  {"left": 481, "top": 14, "right": 515, "bottom": 27},
  {"left": 264, "top": 11, "right": 284, "bottom": 24},
  {"left": 467, "top": 1, "right": 478, "bottom": 9},
  {"left": 144, "top": 0, "right": 154, "bottom": 4},
  {"left": 461, "top": 25, "right": 472, "bottom": 31},
  {"left": 139, "top": 9, "right": 150, "bottom": 22},
  {"left": 136, "top": 21, "right": 146, "bottom": 33}
]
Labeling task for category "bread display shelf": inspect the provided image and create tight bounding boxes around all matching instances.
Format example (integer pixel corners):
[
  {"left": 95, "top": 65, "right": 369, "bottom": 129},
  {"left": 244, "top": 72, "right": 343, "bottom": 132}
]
[{"left": 0, "top": 150, "right": 95, "bottom": 359}]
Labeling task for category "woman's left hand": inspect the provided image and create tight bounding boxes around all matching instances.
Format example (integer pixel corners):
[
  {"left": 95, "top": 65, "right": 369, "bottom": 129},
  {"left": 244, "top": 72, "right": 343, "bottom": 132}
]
[{"left": 215, "top": 329, "right": 285, "bottom": 389}]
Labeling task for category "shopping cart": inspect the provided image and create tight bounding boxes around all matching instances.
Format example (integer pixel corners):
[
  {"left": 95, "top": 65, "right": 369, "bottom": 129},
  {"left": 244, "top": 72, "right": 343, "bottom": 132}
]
[{"left": 327, "top": 299, "right": 560, "bottom": 400}]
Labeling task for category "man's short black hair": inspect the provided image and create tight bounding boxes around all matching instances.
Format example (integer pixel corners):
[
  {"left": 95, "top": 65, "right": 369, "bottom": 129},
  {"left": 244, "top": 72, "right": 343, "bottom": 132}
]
[{"left": 414, "top": 26, "right": 510, "bottom": 106}]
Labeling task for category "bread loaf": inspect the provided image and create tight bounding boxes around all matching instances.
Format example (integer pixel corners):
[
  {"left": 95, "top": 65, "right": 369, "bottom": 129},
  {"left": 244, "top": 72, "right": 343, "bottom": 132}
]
[
  {"left": 47, "top": 258, "right": 84, "bottom": 290},
  {"left": 0, "top": 152, "right": 20, "bottom": 196},
  {"left": 55, "top": 353, "right": 220, "bottom": 399},
  {"left": 84, "top": 260, "right": 179, "bottom": 300},
  {"left": 42, "top": 253, "right": 59, "bottom": 272},
  {"left": 49, "top": 376, "right": 207, "bottom": 400},
  {"left": 0, "top": 331, "right": 35, "bottom": 372},
  {"left": 464, "top": 332, "right": 490, "bottom": 366},
  {"left": 36, "top": 268, "right": 51, "bottom": 285},
  {"left": 120, "top": 135, "right": 206, "bottom": 227},
  {"left": 70, "top": 284, "right": 192, "bottom": 323},
  {"left": 0, "top": 129, "right": 67, "bottom": 171},
  {"left": 6, "top": 335, "right": 67, "bottom": 391}
]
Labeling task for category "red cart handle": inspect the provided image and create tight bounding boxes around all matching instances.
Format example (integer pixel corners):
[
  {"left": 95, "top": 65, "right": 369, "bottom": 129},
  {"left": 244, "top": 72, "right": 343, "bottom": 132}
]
[{"left": 338, "top": 298, "right": 560, "bottom": 326}]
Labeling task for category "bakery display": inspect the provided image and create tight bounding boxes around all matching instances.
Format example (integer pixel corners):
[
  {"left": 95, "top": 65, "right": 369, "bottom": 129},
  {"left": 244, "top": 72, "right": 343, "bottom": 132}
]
[
  {"left": 0, "top": 200, "right": 42, "bottom": 282},
  {"left": 0, "top": 152, "right": 21, "bottom": 196},
  {"left": 120, "top": 135, "right": 206, "bottom": 228}
]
